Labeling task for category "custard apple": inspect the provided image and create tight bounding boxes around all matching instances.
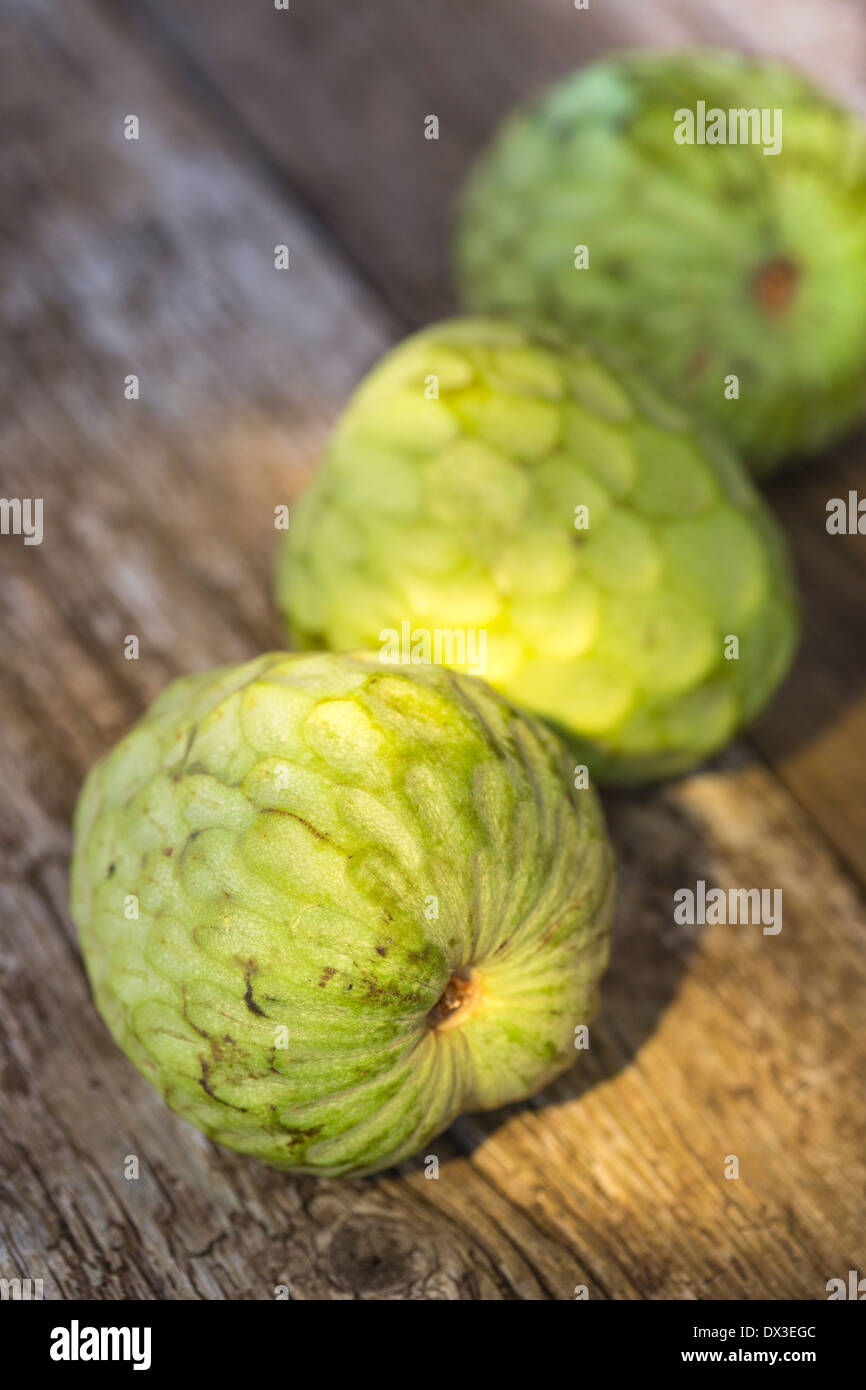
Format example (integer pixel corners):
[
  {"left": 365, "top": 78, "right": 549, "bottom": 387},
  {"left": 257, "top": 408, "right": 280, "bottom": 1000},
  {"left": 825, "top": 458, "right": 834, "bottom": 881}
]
[
  {"left": 70, "top": 651, "right": 614, "bottom": 1177},
  {"left": 455, "top": 51, "right": 866, "bottom": 475},
  {"left": 276, "top": 319, "right": 799, "bottom": 783}
]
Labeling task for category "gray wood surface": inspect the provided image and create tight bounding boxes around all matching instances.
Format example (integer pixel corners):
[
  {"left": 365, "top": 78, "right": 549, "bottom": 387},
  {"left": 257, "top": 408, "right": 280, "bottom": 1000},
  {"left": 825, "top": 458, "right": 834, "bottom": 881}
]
[{"left": 1, "top": 0, "right": 864, "bottom": 1300}]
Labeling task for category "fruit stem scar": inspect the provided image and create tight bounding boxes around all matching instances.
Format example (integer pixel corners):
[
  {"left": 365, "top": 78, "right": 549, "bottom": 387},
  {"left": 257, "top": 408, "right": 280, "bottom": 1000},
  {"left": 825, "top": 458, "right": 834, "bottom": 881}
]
[{"left": 427, "top": 967, "right": 483, "bottom": 1032}]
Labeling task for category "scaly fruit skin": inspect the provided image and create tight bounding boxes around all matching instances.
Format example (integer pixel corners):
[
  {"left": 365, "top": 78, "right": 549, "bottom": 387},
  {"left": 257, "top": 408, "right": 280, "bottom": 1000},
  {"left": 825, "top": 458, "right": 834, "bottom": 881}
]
[
  {"left": 71, "top": 651, "right": 614, "bottom": 1177},
  {"left": 277, "top": 319, "right": 799, "bottom": 784},
  {"left": 455, "top": 51, "right": 866, "bottom": 475}
]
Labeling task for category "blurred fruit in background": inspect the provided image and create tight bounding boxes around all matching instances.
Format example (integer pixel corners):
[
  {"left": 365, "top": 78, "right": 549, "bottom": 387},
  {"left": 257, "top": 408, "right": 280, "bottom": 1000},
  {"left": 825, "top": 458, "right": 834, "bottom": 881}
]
[{"left": 455, "top": 51, "right": 866, "bottom": 477}]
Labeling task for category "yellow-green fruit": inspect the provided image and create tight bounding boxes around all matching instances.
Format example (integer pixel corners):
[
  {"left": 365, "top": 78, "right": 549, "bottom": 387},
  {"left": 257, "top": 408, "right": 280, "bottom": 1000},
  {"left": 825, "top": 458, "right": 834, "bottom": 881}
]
[
  {"left": 277, "top": 319, "right": 800, "bottom": 783},
  {"left": 455, "top": 51, "right": 866, "bottom": 476},
  {"left": 70, "top": 651, "right": 614, "bottom": 1177}
]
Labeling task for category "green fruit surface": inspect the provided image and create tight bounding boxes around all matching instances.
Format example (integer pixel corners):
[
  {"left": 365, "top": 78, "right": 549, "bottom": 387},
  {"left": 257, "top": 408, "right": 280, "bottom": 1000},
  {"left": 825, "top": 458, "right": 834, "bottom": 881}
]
[
  {"left": 455, "top": 51, "right": 866, "bottom": 475},
  {"left": 277, "top": 318, "right": 799, "bottom": 783},
  {"left": 71, "top": 652, "right": 614, "bottom": 1177}
]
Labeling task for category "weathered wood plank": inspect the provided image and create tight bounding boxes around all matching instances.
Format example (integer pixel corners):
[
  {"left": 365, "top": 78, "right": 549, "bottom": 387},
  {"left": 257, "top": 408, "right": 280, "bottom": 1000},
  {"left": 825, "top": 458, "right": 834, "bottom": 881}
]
[
  {"left": 1, "top": 0, "right": 864, "bottom": 1301},
  {"left": 133, "top": 0, "right": 866, "bottom": 316},
  {"left": 0, "top": 0, "right": 533, "bottom": 1301},
  {"left": 136, "top": 0, "right": 866, "bottom": 889}
]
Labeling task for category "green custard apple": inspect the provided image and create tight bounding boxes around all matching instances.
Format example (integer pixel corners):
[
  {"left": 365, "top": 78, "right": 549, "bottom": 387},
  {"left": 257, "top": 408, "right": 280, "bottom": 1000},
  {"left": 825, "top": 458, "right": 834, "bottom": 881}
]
[
  {"left": 455, "top": 51, "right": 866, "bottom": 475},
  {"left": 276, "top": 319, "right": 799, "bottom": 783},
  {"left": 71, "top": 651, "right": 614, "bottom": 1177}
]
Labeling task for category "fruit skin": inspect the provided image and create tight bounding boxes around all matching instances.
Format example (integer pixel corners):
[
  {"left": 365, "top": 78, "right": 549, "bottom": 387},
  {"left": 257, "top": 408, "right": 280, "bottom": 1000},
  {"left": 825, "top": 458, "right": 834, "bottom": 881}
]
[
  {"left": 70, "top": 651, "right": 614, "bottom": 1177},
  {"left": 455, "top": 51, "right": 866, "bottom": 476},
  {"left": 276, "top": 318, "right": 800, "bottom": 784}
]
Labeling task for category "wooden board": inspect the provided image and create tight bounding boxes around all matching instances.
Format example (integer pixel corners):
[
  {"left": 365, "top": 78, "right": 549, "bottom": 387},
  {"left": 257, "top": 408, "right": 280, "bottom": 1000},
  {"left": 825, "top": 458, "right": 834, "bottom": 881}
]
[{"left": 1, "top": 0, "right": 864, "bottom": 1300}]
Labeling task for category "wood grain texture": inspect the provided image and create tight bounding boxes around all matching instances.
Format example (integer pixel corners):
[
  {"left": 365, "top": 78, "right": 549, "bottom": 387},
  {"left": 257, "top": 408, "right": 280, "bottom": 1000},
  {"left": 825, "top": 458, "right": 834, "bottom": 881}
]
[{"left": 0, "top": 0, "right": 864, "bottom": 1301}]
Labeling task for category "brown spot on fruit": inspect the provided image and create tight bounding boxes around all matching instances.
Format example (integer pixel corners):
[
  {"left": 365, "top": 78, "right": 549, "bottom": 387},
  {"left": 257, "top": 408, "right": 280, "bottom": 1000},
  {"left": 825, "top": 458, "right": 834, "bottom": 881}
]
[
  {"left": 360, "top": 975, "right": 389, "bottom": 1001},
  {"left": 319, "top": 966, "right": 336, "bottom": 986},
  {"left": 263, "top": 807, "right": 329, "bottom": 840},
  {"left": 407, "top": 942, "right": 440, "bottom": 968},
  {"left": 754, "top": 255, "right": 799, "bottom": 315},
  {"left": 198, "top": 1058, "right": 218, "bottom": 1100},
  {"left": 282, "top": 1125, "right": 322, "bottom": 1149},
  {"left": 198, "top": 1058, "right": 249, "bottom": 1112},
  {"left": 685, "top": 345, "right": 711, "bottom": 379},
  {"left": 244, "top": 968, "right": 265, "bottom": 1016}
]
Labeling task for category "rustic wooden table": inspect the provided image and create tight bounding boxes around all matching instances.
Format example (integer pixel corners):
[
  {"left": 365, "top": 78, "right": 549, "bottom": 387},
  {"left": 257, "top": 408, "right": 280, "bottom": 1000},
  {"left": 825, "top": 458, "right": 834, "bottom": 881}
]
[{"left": 2, "top": 0, "right": 864, "bottom": 1301}]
